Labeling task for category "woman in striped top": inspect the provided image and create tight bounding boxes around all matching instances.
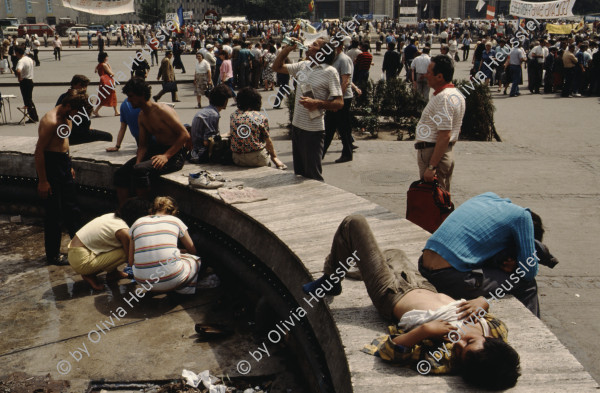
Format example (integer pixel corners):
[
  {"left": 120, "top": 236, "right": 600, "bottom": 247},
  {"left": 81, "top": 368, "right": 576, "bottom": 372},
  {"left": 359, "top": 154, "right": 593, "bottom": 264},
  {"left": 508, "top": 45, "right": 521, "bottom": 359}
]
[{"left": 129, "top": 197, "right": 201, "bottom": 295}]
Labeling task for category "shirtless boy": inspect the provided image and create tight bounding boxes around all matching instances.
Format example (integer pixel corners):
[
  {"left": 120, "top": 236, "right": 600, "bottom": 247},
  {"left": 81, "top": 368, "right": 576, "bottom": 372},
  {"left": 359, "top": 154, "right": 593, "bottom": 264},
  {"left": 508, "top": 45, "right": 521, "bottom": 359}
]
[
  {"left": 114, "top": 78, "right": 191, "bottom": 205},
  {"left": 303, "top": 215, "right": 520, "bottom": 390},
  {"left": 35, "top": 91, "right": 88, "bottom": 265}
]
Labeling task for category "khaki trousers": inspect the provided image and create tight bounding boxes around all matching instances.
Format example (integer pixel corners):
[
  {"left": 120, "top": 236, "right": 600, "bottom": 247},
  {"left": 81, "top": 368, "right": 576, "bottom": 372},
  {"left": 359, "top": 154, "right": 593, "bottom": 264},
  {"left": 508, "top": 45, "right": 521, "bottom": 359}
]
[
  {"left": 232, "top": 148, "right": 270, "bottom": 167},
  {"left": 417, "top": 144, "right": 455, "bottom": 191},
  {"left": 68, "top": 244, "right": 127, "bottom": 275}
]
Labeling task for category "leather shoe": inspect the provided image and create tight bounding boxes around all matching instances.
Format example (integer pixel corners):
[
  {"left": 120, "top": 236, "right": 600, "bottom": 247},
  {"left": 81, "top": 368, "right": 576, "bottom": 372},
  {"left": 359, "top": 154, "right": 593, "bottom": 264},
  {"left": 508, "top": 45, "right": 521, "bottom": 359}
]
[
  {"left": 152, "top": 95, "right": 159, "bottom": 102},
  {"left": 351, "top": 144, "right": 359, "bottom": 150},
  {"left": 335, "top": 156, "right": 352, "bottom": 163}
]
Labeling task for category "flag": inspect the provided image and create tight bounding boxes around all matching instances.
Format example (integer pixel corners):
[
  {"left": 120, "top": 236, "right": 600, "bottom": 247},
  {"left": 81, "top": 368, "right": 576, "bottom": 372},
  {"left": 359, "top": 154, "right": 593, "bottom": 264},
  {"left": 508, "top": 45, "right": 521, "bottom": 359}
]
[
  {"left": 423, "top": 3, "right": 427, "bottom": 11},
  {"left": 309, "top": 0, "right": 314, "bottom": 12},
  {"left": 574, "top": 19, "right": 585, "bottom": 32},
  {"left": 476, "top": 0, "right": 485, "bottom": 12},
  {"left": 176, "top": 5, "right": 184, "bottom": 32},
  {"left": 486, "top": 5, "right": 495, "bottom": 20}
]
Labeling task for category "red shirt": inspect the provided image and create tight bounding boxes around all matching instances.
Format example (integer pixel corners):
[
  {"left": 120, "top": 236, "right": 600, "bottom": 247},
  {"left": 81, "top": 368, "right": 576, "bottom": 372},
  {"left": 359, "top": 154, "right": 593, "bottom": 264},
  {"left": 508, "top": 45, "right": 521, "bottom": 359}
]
[{"left": 355, "top": 51, "right": 373, "bottom": 71}]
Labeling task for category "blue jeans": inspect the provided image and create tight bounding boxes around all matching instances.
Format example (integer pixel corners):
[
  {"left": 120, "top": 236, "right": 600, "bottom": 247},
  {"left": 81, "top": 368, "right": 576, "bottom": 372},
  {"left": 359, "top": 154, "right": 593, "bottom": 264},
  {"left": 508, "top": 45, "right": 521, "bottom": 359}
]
[
  {"left": 223, "top": 78, "right": 236, "bottom": 98},
  {"left": 509, "top": 65, "right": 521, "bottom": 96}
]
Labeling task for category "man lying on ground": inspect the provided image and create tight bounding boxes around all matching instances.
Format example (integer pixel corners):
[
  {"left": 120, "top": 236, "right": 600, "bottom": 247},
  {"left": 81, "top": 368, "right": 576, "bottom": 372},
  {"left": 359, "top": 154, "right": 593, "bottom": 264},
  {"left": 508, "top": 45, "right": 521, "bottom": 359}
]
[
  {"left": 303, "top": 215, "right": 520, "bottom": 390},
  {"left": 113, "top": 77, "right": 190, "bottom": 205}
]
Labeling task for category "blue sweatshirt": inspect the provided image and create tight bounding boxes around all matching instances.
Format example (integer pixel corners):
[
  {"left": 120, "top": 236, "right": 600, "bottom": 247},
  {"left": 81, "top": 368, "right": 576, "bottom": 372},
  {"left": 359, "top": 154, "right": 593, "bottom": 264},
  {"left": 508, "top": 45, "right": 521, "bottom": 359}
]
[{"left": 424, "top": 192, "right": 538, "bottom": 280}]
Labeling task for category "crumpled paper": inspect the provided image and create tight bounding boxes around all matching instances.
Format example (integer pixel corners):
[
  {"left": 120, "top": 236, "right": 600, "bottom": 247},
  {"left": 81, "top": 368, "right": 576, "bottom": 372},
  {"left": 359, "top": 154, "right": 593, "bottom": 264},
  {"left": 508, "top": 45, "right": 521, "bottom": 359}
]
[{"left": 181, "top": 369, "right": 226, "bottom": 392}]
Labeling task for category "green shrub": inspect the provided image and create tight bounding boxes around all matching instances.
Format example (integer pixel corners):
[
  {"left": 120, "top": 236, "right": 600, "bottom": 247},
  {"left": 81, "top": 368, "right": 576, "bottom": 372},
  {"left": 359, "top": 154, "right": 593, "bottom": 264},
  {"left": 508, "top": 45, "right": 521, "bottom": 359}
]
[
  {"left": 285, "top": 76, "right": 499, "bottom": 142},
  {"left": 454, "top": 80, "right": 501, "bottom": 141}
]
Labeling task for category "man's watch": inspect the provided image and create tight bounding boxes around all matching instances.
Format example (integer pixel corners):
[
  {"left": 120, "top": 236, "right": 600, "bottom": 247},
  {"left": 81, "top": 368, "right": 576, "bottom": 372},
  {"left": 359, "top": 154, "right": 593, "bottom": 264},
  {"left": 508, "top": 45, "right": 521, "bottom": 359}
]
[{"left": 427, "top": 164, "right": 437, "bottom": 171}]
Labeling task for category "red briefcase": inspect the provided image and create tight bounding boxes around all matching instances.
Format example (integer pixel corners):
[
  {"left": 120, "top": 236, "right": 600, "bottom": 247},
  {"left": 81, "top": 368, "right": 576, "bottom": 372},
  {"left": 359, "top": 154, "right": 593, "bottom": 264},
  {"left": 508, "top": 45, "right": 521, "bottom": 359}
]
[{"left": 406, "top": 179, "right": 455, "bottom": 233}]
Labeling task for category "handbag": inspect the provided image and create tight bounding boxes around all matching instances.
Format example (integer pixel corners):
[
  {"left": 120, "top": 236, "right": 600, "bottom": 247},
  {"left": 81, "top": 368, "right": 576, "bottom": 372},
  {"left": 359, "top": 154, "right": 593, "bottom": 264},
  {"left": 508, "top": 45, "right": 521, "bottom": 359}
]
[
  {"left": 162, "top": 81, "right": 178, "bottom": 92},
  {"left": 454, "top": 52, "right": 460, "bottom": 62},
  {"left": 406, "top": 179, "right": 454, "bottom": 233}
]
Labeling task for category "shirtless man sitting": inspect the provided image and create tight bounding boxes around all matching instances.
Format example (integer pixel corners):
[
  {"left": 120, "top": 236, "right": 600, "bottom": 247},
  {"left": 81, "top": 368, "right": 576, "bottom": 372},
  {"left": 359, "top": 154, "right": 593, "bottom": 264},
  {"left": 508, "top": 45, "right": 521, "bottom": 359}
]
[
  {"left": 35, "top": 91, "right": 88, "bottom": 265},
  {"left": 114, "top": 78, "right": 191, "bottom": 205},
  {"left": 303, "top": 215, "right": 520, "bottom": 390}
]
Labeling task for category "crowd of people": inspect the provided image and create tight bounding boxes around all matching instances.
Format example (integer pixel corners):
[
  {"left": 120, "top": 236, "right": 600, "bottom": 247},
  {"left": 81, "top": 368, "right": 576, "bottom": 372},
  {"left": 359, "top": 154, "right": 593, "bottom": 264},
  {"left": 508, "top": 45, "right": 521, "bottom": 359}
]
[{"left": 8, "top": 14, "right": 575, "bottom": 388}]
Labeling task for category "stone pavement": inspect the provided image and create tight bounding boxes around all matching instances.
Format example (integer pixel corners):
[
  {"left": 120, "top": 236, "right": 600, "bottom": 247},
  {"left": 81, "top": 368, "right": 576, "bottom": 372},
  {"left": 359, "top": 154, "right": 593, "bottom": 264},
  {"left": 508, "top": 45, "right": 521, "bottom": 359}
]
[{"left": 0, "top": 47, "right": 599, "bottom": 385}]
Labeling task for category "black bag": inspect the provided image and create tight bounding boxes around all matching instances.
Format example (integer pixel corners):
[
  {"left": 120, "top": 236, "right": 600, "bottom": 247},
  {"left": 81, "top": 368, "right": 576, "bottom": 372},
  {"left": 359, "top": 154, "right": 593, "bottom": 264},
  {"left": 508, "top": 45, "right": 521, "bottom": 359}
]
[
  {"left": 208, "top": 135, "right": 233, "bottom": 165},
  {"left": 204, "top": 84, "right": 213, "bottom": 98},
  {"left": 454, "top": 52, "right": 460, "bottom": 62},
  {"left": 406, "top": 179, "right": 455, "bottom": 233},
  {"left": 162, "top": 81, "right": 178, "bottom": 92}
]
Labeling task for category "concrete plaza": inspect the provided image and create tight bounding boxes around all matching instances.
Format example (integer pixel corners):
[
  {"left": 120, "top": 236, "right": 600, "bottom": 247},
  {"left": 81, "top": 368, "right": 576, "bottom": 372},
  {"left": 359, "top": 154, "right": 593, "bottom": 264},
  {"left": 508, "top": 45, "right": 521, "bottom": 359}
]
[{"left": 0, "top": 45, "right": 599, "bottom": 385}]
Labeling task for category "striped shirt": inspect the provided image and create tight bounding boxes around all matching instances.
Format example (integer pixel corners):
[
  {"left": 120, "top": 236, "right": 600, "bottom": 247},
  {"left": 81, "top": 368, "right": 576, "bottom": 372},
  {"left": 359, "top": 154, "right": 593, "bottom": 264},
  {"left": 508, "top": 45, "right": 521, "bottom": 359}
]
[
  {"left": 355, "top": 51, "right": 373, "bottom": 71},
  {"left": 286, "top": 61, "right": 343, "bottom": 132},
  {"left": 130, "top": 215, "right": 190, "bottom": 290},
  {"left": 415, "top": 85, "right": 465, "bottom": 143}
]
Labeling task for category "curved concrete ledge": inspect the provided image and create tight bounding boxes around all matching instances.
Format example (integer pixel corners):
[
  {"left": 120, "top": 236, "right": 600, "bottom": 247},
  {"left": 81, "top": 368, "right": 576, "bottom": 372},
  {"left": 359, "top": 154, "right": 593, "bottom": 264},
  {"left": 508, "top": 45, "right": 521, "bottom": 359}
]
[{"left": 1, "top": 137, "right": 598, "bottom": 392}]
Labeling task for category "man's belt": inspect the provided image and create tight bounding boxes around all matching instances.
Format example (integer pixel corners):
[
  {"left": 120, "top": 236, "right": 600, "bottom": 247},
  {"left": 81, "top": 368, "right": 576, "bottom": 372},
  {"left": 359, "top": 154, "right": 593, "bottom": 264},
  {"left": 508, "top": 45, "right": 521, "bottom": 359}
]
[{"left": 414, "top": 141, "right": 455, "bottom": 150}]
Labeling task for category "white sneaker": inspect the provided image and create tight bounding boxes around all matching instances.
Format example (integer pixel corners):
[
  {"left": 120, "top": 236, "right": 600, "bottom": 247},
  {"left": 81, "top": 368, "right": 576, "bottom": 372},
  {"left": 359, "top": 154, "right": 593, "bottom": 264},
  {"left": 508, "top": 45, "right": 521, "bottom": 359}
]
[
  {"left": 574, "top": 93, "right": 581, "bottom": 97},
  {"left": 189, "top": 171, "right": 225, "bottom": 189}
]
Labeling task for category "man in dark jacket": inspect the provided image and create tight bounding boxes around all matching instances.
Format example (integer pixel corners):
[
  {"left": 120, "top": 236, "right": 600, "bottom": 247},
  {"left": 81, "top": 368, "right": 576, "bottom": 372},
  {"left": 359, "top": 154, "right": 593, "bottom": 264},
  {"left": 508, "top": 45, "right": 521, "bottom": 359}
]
[{"left": 382, "top": 42, "right": 401, "bottom": 80}]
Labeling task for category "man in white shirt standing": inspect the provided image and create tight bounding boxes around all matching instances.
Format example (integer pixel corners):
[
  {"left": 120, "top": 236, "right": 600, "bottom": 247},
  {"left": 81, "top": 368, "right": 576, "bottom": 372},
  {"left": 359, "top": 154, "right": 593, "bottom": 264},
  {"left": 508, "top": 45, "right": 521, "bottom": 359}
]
[
  {"left": 414, "top": 55, "right": 465, "bottom": 191},
  {"left": 15, "top": 46, "right": 38, "bottom": 122},
  {"left": 412, "top": 47, "right": 432, "bottom": 102},
  {"left": 529, "top": 39, "right": 547, "bottom": 94},
  {"left": 272, "top": 38, "right": 344, "bottom": 181},
  {"left": 507, "top": 42, "right": 527, "bottom": 97}
]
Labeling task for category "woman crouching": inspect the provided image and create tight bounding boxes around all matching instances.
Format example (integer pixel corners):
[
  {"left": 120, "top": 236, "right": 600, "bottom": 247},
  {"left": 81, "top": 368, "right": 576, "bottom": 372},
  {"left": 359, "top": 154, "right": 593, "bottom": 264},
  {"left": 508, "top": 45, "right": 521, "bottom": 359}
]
[{"left": 130, "top": 196, "right": 201, "bottom": 295}]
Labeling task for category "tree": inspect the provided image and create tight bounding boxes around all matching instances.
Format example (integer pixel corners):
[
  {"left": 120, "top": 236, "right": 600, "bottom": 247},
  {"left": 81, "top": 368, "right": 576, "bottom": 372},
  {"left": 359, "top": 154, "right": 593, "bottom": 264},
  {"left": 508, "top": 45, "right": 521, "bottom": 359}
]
[
  {"left": 573, "top": 0, "right": 600, "bottom": 15},
  {"left": 138, "top": 0, "right": 168, "bottom": 24}
]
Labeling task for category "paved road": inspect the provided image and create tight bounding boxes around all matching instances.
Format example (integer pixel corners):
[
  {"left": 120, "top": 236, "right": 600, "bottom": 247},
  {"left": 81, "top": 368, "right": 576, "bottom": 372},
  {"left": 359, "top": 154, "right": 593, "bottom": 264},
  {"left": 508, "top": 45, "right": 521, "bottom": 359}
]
[{"left": 1, "top": 46, "right": 599, "bottom": 384}]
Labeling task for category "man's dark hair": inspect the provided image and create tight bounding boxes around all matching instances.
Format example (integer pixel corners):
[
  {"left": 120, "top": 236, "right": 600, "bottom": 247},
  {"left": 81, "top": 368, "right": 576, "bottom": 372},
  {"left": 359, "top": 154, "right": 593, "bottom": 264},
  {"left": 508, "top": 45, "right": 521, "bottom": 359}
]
[
  {"left": 320, "top": 41, "right": 337, "bottom": 65},
  {"left": 14, "top": 46, "right": 24, "bottom": 56},
  {"left": 236, "top": 87, "right": 261, "bottom": 111},
  {"left": 165, "top": 50, "right": 173, "bottom": 56},
  {"left": 61, "top": 91, "right": 89, "bottom": 111},
  {"left": 530, "top": 211, "right": 544, "bottom": 241},
  {"left": 388, "top": 42, "right": 396, "bottom": 50},
  {"left": 98, "top": 52, "right": 108, "bottom": 63},
  {"left": 70, "top": 74, "right": 90, "bottom": 88},
  {"left": 422, "top": 47, "right": 430, "bottom": 54},
  {"left": 209, "top": 84, "right": 232, "bottom": 107},
  {"left": 431, "top": 54, "right": 454, "bottom": 82},
  {"left": 122, "top": 77, "right": 151, "bottom": 101},
  {"left": 460, "top": 337, "right": 521, "bottom": 390},
  {"left": 115, "top": 197, "right": 152, "bottom": 227}
]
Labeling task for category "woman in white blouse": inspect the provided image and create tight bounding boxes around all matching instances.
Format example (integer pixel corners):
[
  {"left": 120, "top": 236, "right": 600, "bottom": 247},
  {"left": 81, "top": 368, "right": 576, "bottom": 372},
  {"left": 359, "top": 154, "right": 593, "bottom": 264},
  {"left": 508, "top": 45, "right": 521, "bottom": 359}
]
[{"left": 194, "top": 52, "right": 212, "bottom": 108}]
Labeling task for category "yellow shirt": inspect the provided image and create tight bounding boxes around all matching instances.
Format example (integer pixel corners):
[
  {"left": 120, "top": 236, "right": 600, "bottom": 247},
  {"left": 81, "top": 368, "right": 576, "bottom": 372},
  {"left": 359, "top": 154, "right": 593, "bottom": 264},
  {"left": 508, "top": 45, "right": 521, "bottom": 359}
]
[{"left": 76, "top": 213, "right": 128, "bottom": 254}]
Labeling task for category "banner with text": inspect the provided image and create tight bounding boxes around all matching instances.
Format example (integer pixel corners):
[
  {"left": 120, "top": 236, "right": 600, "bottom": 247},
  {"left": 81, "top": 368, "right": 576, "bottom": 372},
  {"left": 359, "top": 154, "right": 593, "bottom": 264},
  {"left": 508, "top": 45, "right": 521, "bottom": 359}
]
[
  {"left": 183, "top": 11, "right": 193, "bottom": 20},
  {"left": 61, "top": 0, "right": 135, "bottom": 15},
  {"left": 400, "top": 6, "right": 418, "bottom": 14},
  {"left": 509, "top": 0, "right": 576, "bottom": 19},
  {"left": 46, "top": 0, "right": 53, "bottom": 14},
  {"left": 399, "top": 16, "right": 418, "bottom": 24},
  {"left": 25, "top": 0, "right": 33, "bottom": 14}
]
